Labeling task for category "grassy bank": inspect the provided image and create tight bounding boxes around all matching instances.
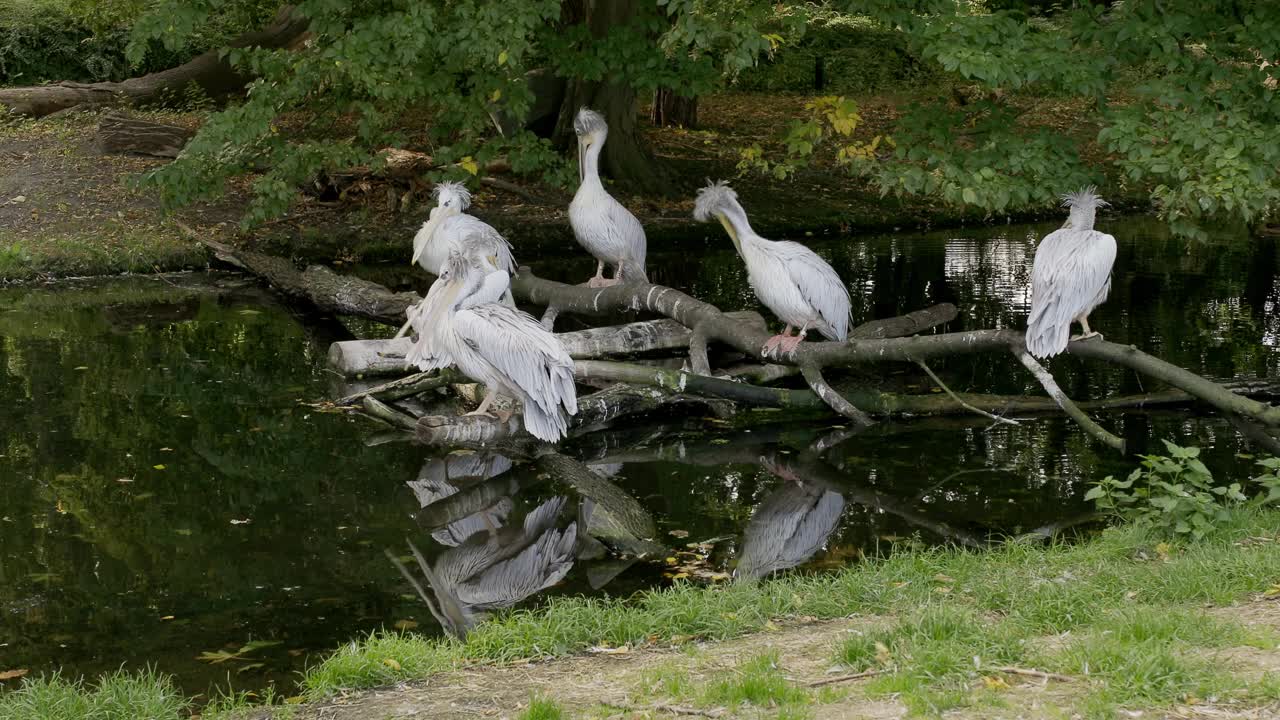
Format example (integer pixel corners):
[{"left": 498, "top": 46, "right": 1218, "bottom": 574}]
[{"left": 5, "top": 506, "right": 1278, "bottom": 719}]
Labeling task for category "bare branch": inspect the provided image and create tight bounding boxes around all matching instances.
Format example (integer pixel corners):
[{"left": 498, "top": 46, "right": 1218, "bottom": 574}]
[
  {"left": 916, "top": 360, "right": 1019, "bottom": 426},
  {"left": 800, "top": 364, "right": 874, "bottom": 426},
  {"left": 1015, "top": 350, "right": 1125, "bottom": 452},
  {"left": 688, "top": 325, "right": 711, "bottom": 375}
]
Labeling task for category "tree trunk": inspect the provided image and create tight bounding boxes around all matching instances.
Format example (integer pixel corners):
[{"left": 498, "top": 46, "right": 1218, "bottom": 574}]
[
  {"left": 95, "top": 112, "right": 195, "bottom": 158},
  {"left": 553, "top": 0, "right": 669, "bottom": 194},
  {"left": 0, "top": 5, "right": 308, "bottom": 118},
  {"left": 651, "top": 88, "right": 697, "bottom": 128}
]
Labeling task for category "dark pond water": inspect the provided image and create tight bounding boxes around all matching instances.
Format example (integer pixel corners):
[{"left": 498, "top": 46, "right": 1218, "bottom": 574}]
[{"left": 2, "top": 215, "right": 1277, "bottom": 701}]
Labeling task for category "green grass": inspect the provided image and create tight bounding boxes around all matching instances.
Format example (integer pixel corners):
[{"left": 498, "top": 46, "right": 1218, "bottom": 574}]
[
  {"left": 301, "top": 508, "right": 1280, "bottom": 698},
  {"left": 703, "top": 651, "right": 809, "bottom": 710},
  {"left": 0, "top": 223, "right": 207, "bottom": 282},
  {"left": 5, "top": 509, "right": 1280, "bottom": 719},
  {"left": 517, "top": 695, "right": 564, "bottom": 720},
  {"left": 0, "top": 669, "right": 186, "bottom": 720}
]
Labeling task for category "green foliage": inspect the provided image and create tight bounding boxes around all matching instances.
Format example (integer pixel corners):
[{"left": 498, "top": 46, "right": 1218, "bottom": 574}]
[
  {"left": 741, "top": 0, "right": 1280, "bottom": 235},
  {"left": 1086, "top": 441, "right": 1248, "bottom": 539},
  {"left": 735, "top": 11, "right": 939, "bottom": 94},
  {"left": 0, "top": 669, "right": 187, "bottom": 720},
  {"left": 737, "top": 94, "right": 885, "bottom": 179},
  {"left": 110, "top": 0, "right": 1280, "bottom": 234},
  {"left": 1250, "top": 457, "right": 1280, "bottom": 505},
  {"left": 0, "top": 0, "right": 273, "bottom": 85}
]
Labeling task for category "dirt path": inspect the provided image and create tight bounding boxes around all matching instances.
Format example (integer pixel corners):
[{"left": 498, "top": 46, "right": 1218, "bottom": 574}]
[{"left": 286, "top": 602, "right": 1280, "bottom": 720}]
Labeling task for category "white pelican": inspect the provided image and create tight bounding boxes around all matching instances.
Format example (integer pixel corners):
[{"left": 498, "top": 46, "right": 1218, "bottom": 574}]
[
  {"left": 411, "top": 181, "right": 516, "bottom": 285},
  {"left": 408, "top": 251, "right": 578, "bottom": 442},
  {"left": 1026, "top": 187, "right": 1117, "bottom": 358},
  {"left": 568, "top": 108, "right": 648, "bottom": 287},
  {"left": 694, "top": 181, "right": 851, "bottom": 358}
]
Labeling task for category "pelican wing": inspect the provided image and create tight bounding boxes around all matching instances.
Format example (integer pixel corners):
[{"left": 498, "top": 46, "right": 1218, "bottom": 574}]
[
  {"left": 441, "top": 215, "right": 516, "bottom": 272},
  {"left": 452, "top": 304, "right": 578, "bottom": 430},
  {"left": 773, "top": 241, "right": 851, "bottom": 340},
  {"left": 405, "top": 280, "right": 455, "bottom": 371},
  {"left": 1026, "top": 228, "right": 1117, "bottom": 358}
]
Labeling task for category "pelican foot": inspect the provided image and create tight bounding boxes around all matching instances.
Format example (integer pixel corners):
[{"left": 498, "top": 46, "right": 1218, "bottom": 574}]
[
  {"left": 1069, "top": 331, "right": 1103, "bottom": 342},
  {"left": 761, "top": 334, "right": 789, "bottom": 358},
  {"left": 494, "top": 409, "right": 514, "bottom": 423},
  {"left": 777, "top": 334, "right": 806, "bottom": 355},
  {"left": 587, "top": 276, "right": 621, "bottom": 288}
]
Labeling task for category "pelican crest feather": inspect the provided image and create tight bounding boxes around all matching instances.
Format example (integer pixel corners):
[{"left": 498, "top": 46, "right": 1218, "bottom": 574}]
[
  {"left": 1060, "top": 186, "right": 1108, "bottom": 210},
  {"left": 693, "top": 180, "right": 739, "bottom": 222},
  {"left": 434, "top": 181, "right": 472, "bottom": 210}
]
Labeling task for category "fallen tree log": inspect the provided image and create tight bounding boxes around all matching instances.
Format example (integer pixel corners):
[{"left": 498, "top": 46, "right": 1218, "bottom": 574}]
[
  {"left": 95, "top": 112, "right": 195, "bottom": 158},
  {"left": 415, "top": 383, "right": 724, "bottom": 448},
  {"left": 204, "top": 240, "right": 1280, "bottom": 450},
  {"left": 0, "top": 6, "right": 309, "bottom": 118},
  {"left": 327, "top": 312, "right": 769, "bottom": 377}
]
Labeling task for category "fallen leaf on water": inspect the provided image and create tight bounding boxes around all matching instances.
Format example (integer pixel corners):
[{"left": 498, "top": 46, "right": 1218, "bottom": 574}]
[
  {"left": 197, "top": 649, "right": 246, "bottom": 664},
  {"left": 668, "top": 529, "right": 690, "bottom": 538},
  {"left": 153, "top": 464, "right": 166, "bottom": 470},
  {"left": 73, "top": 366, "right": 88, "bottom": 371},
  {"left": 393, "top": 619, "right": 419, "bottom": 631},
  {"left": 382, "top": 658, "right": 402, "bottom": 670},
  {"left": 239, "top": 640, "right": 282, "bottom": 653},
  {"left": 238, "top": 309, "right": 262, "bottom": 316},
  {"left": 230, "top": 518, "right": 252, "bottom": 525},
  {"left": 0, "top": 669, "right": 29, "bottom": 681},
  {"left": 159, "top": 447, "right": 173, "bottom": 452},
  {"left": 160, "top": 615, "right": 175, "bottom": 621},
  {"left": 236, "top": 663, "right": 265, "bottom": 674},
  {"left": 115, "top": 478, "right": 133, "bottom": 483}
]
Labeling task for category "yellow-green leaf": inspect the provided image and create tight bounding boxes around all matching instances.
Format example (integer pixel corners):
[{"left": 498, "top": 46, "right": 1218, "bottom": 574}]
[
  {"left": 497, "top": 50, "right": 508, "bottom": 66},
  {"left": 459, "top": 156, "right": 479, "bottom": 175}
]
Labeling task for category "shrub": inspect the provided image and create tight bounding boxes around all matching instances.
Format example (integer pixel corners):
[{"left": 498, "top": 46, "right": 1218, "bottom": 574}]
[
  {"left": 1086, "top": 441, "right": 1253, "bottom": 540},
  {"left": 734, "top": 13, "right": 939, "bottom": 95}
]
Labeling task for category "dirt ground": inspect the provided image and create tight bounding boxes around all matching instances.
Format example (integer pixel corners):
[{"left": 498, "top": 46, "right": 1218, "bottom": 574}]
[{"left": 279, "top": 600, "right": 1280, "bottom": 720}]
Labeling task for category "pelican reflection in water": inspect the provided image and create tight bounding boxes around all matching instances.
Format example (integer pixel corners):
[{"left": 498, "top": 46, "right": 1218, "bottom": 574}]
[
  {"left": 390, "top": 495, "right": 577, "bottom": 637},
  {"left": 407, "top": 454, "right": 514, "bottom": 547},
  {"left": 734, "top": 454, "right": 846, "bottom": 580}
]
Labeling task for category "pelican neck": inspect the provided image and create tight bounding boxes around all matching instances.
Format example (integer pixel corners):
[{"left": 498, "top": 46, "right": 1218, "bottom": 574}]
[{"left": 579, "top": 139, "right": 605, "bottom": 190}]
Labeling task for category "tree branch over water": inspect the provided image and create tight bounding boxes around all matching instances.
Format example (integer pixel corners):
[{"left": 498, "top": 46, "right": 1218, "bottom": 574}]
[{"left": 200, "top": 239, "right": 1280, "bottom": 451}]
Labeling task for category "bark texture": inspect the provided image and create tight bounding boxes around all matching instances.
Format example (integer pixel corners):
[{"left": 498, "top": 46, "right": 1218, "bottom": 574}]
[
  {"left": 95, "top": 113, "right": 195, "bottom": 158},
  {"left": 552, "top": 0, "right": 669, "bottom": 194}
]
